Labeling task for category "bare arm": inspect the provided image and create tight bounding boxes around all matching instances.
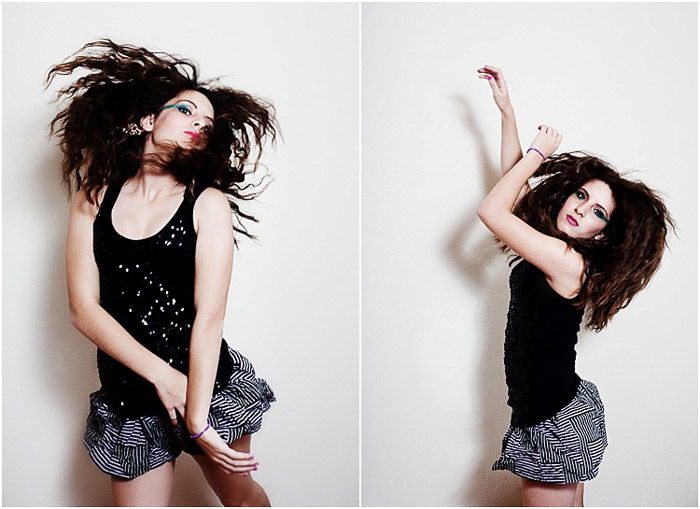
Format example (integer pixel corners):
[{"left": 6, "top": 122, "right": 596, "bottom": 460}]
[
  {"left": 185, "top": 188, "right": 234, "bottom": 433},
  {"left": 500, "top": 109, "right": 524, "bottom": 175},
  {"left": 477, "top": 125, "right": 584, "bottom": 295},
  {"left": 184, "top": 189, "right": 257, "bottom": 475},
  {"left": 478, "top": 65, "right": 529, "bottom": 204},
  {"left": 66, "top": 188, "right": 187, "bottom": 424}
]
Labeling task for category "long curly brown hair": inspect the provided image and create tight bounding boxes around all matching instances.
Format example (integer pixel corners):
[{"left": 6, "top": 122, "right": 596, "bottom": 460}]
[
  {"left": 503, "top": 151, "right": 675, "bottom": 332},
  {"left": 45, "top": 39, "right": 277, "bottom": 242}
]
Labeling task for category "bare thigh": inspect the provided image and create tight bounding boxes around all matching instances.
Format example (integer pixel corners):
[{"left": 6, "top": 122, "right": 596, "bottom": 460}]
[
  {"left": 193, "top": 434, "right": 271, "bottom": 507},
  {"left": 521, "top": 478, "right": 579, "bottom": 507},
  {"left": 574, "top": 482, "right": 584, "bottom": 507},
  {"left": 111, "top": 460, "right": 175, "bottom": 507}
]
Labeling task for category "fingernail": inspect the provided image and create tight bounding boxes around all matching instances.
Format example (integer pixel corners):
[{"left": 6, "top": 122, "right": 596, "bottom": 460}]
[
  {"left": 254, "top": 466, "right": 258, "bottom": 470},
  {"left": 486, "top": 76, "right": 492, "bottom": 80},
  {"left": 249, "top": 456, "right": 254, "bottom": 460}
]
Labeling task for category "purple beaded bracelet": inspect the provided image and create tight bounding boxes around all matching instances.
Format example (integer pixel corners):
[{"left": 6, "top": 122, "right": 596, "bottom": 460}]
[
  {"left": 189, "top": 422, "right": 211, "bottom": 439},
  {"left": 527, "top": 147, "right": 546, "bottom": 162}
]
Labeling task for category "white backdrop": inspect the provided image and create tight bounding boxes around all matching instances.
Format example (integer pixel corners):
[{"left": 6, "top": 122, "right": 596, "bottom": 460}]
[
  {"left": 3, "top": 3, "right": 358, "bottom": 506},
  {"left": 362, "top": 3, "right": 697, "bottom": 507}
]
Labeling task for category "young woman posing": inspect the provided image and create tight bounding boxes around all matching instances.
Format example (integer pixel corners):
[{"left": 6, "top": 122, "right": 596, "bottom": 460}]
[
  {"left": 49, "top": 40, "right": 276, "bottom": 506},
  {"left": 476, "top": 65, "right": 673, "bottom": 507}
]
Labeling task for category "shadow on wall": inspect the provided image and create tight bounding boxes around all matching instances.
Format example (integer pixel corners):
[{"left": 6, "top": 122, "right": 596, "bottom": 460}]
[
  {"left": 37, "top": 149, "right": 220, "bottom": 506},
  {"left": 442, "top": 94, "right": 520, "bottom": 506}
]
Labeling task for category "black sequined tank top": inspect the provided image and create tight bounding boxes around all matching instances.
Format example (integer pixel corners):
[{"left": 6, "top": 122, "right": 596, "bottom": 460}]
[
  {"left": 93, "top": 178, "right": 234, "bottom": 418},
  {"left": 503, "top": 259, "right": 584, "bottom": 427}
]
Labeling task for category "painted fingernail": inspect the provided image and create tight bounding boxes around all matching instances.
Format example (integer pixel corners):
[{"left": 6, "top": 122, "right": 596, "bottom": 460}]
[
  {"left": 249, "top": 456, "right": 254, "bottom": 460},
  {"left": 486, "top": 76, "right": 492, "bottom": 80},
  {"left": 254, "top": 466, "right": 258, "bottom": 470}
]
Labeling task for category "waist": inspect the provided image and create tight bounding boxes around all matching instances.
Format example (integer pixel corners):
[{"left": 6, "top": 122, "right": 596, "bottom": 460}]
[
  {"left": 507, "top": 372, "right": 582, "bottom": 427},
  {"left": 96, "top": 340, "right": 234, "bottom": 418}
]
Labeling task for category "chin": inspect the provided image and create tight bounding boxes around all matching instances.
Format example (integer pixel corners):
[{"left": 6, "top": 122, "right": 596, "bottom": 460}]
[{"left": 556, "top": 219, "right": 573, "bottom": 237}]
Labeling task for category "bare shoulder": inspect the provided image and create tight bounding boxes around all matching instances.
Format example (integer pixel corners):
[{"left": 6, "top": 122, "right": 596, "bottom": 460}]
[
  {"left": 70, "top": 185, "right": 108, "bottom": 220},
  {"left": 543, "top": 248, "right": 586, "bottom": 299},
  {"left": 193, "top": 188, "right": 232, "bottom": 233}
]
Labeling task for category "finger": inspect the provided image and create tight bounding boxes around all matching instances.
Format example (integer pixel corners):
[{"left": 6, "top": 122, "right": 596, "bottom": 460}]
[
  {"left": 213, "top": 447, "right": 258, "bottom": 468},
  {"left": 483, "top": 65, "right": 502, "bottom": 73},
  {"left": 214, "top": 454, "right": 248, "bottom": 471},
  {"left": 168, "top": 410, "right": 178, "bottom": 427},
  {"left": 227, "top": 448, "right": 257, "bottom": 461},
  {"left": 220, "top": 457, "right": 258, "bottom": 472}
]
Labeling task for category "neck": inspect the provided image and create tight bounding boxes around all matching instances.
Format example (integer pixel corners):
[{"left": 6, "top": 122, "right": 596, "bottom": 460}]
[{"left": 127, "top": 164, "right": 182, "bottom": 200}]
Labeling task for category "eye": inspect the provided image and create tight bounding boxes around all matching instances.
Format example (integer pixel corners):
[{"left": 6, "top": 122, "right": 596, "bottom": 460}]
[
  {"left": 594, "top": 209, "right": 609, "bottom": 222},
  {"left": 176, "top": 105, "right": 191, "bottom": 115},
  {"left": 201, "top": 124, "right": 212, "bottom": 133},
  {"left": 575, "top": 190, "right": 585, "bottom": 200}
]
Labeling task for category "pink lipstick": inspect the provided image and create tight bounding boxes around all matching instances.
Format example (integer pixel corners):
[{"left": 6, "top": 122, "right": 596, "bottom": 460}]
[
  {"left": 566, "top": 215, "right": 579, "bottom": 227},
  {"left": 184, "top": 131, "right": 200, "bottom": 141}
]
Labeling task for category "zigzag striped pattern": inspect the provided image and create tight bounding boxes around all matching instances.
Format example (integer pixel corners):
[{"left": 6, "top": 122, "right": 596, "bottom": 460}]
[
  {"left": 492, "top": 379, "right": 608, "bottom": 484},
  {"left": 84, "top": 347, "right": 275, "bottom": 479}
]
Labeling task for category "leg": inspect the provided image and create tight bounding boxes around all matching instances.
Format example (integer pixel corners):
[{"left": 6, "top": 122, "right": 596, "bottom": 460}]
[
  {"left": 111, "top": 461, "right": 175, "bottom": 506},
  {"left": 521, "top": 478, "right": 578, "bottom": 507},
  {"left": 574, "top": 482, "right": 584, "bottom": 507},
  {"left": 193, "top": 434, "right": 271, "bottom": 507}
]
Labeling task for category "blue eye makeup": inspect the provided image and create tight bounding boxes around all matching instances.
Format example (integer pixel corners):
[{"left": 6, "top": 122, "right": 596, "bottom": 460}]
[
  {"left": 594, "top": 209, "right": 609, "bottom": 223},
  {"left": 160, "top": 103, "right": 191, "bottom": 114},
  {"left": 160, "top": 102, "right": 214, "bottom": 132}
]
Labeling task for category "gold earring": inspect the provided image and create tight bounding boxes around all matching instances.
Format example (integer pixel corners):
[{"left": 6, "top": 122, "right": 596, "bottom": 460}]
[{"left": 122, "top": 123, "right": 144, "bottom": 136}]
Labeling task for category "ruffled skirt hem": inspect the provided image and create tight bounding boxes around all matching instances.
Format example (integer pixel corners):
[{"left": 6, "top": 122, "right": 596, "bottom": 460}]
[
  {"left": 84, "top": 347, "right": 275, "bottom": 479},
  {"left": 491, "top": 379, "right": 608, "bottom": 484}
]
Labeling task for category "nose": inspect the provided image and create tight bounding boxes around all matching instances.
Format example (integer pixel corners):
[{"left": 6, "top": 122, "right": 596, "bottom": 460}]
[{"left": 573, "top": 205, "right": 584, "bottom": 217}]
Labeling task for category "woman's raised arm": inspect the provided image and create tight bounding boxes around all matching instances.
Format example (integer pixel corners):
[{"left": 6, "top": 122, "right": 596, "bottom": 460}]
[
  {"left": 477, "top": 126, "right": 585, "bottom": 296},
  {"left": 65, "top": 188, "right": 188, "bottom": 425},
  {"left": 478, "top": 65, "right": 529, "bottom": 205}
]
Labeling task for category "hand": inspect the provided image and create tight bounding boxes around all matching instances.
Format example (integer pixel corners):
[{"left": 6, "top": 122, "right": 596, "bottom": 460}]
[
  {"left": 477, "top": 65, "right": 513, "bottom": 113},
  {"left": 529, "top": 125, "right": 563, "bottom": 159},
  {"left": 194, "top": 428, "right": 259, "bottom": 476},
  {"left": 153, "top": 366, "right": 188, "bottom": 426}
]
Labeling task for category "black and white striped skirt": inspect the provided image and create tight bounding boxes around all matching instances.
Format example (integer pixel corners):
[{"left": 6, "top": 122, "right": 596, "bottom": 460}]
[
  {"left": 83, "top": 347, "right": 275, "bottom": 479},
  {"left": 492, "top": 379, "right": 608, "bottom": 484}
]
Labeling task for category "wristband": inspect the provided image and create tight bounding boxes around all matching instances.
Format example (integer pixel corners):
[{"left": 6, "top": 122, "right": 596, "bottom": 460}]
[
  {"left": 189, "top": 422, "right": 211, "bottom": 439},
  {"left": 527, "top": 147, "right": 546, "bottom": 162}
]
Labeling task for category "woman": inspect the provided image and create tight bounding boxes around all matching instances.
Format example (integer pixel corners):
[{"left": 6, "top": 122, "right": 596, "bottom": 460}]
[
  {"left": 48, "top": 40, "right": 277, "bottom": 506},
  {"left": 476, "top": 65, "right": 673, "bottom": 506}
]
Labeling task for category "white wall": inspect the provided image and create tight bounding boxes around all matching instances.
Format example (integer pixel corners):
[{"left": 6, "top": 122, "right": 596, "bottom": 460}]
[
  {"left": 362, "top": 2, "right": 697, "bottom": 507},
  {"left": 2, "top": 3, "right": 358, "bottom": 506}
]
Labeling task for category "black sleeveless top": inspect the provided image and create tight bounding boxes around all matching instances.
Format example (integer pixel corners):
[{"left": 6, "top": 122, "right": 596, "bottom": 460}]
[
  {"left": 503, "top": 259, "right": 584, "bottom": 427},
  {"left": 92, "top": 178, "right": 234, "bottom": 418}
]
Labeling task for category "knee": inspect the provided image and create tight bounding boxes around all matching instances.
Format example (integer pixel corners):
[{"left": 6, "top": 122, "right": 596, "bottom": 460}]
[{"left": 219, "top": 478, "right": 270, "bottom": 507}]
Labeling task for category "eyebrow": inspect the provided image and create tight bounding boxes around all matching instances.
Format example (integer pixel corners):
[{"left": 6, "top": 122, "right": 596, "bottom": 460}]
[
  {"left": 580, "top": 187, "right": 609, "bottom": 216},
  {"left": 178, "top": 99, "right": 214, "bottom": 123}
]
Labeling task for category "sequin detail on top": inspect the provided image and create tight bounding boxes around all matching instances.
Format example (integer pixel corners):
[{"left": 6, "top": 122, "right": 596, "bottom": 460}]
[{"left": 92, "top": 179, "right": 234, "bottom": 417}]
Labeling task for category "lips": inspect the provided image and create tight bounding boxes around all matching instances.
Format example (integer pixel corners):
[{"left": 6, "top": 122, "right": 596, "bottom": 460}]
[
  {"left": 184, "top": 131, "right": 200, "bottom": 141},
  {"left": 566, "top": 214, "right": 579, "bottom": 227}
]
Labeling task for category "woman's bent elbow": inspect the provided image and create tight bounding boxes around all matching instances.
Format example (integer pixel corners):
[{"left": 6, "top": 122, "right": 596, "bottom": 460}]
[
  {"left": 69, "top": 302, "right": 95, "bottom": 331},
  {"left": 476, "top": 203, "right": 490, "bottom": 223}
]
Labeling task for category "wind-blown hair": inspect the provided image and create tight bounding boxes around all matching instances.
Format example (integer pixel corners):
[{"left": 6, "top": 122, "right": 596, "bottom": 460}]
[
  {"left": 503, "top": 151, "right": 675, "bottom": 332},
  {"left": 45, "top": 39, "right": 277, "bottom": 242}
]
